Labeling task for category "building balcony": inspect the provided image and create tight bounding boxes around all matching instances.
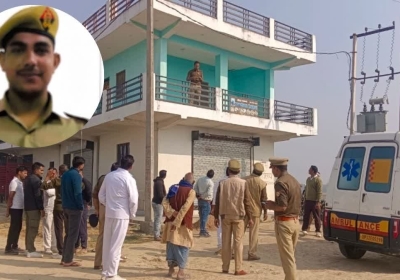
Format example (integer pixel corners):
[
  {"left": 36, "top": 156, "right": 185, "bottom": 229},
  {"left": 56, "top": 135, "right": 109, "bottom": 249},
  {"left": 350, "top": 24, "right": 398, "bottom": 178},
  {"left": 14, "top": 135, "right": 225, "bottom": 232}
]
[
  {"left": 88, "top": 73, "right": 317, "bottom": 138},
  {"left": 82, "top": 0, "right": 315, "bottom": 63}
]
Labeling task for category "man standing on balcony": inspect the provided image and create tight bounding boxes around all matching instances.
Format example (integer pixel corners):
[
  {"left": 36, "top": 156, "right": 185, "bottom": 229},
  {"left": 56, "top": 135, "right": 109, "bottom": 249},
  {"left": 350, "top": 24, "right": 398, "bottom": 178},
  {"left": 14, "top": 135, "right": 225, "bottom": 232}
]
[
  {"left": 186, "top": 61, "right": 203, "bottom": 106},
  {"left": 152, "top": 170, "right": 167, "bottom": 241},
  {"left": 194, "top": 169, "right": 214, "bottom": 237}
]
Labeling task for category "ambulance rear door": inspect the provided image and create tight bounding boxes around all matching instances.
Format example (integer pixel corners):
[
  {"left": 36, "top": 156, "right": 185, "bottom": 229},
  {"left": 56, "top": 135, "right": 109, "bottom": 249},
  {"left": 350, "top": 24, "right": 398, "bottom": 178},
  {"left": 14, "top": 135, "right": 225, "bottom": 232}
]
[
  {"left": 330, "top": 144, "right": 368, "bottom": 243},
  {"left": 357, "top": 143, "right": 397, "bottom": 248}
]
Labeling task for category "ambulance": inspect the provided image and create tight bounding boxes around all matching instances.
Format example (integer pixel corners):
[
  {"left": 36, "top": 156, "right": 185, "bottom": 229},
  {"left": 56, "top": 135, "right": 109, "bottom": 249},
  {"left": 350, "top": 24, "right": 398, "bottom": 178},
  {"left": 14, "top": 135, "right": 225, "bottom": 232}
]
[{"left": 323, "top": 132, "right": 400, "bottom": 259}]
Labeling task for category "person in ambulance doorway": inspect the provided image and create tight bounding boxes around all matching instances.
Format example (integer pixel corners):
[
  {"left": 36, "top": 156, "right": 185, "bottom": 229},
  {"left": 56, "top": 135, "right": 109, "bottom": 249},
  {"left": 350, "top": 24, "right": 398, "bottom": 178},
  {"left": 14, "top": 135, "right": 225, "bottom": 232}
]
[{"left": 0, "top": 5, "right": 87, "bottom": 148}]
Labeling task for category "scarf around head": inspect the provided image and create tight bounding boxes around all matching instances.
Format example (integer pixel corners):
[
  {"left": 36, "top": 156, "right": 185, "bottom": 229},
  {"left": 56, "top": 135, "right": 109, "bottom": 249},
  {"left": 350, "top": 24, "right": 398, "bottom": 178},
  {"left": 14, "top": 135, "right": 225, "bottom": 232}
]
[{"left": 166, "top": 179, "right": 193, "bottom": 199}]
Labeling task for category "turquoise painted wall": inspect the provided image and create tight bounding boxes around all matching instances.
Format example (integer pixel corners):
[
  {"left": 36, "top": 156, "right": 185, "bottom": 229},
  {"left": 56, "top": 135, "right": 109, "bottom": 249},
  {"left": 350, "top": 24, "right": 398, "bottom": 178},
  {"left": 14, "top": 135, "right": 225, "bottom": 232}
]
[
  {"left": 228, "top": 68, "right": 266, "bottom": 98},
  {"left": 103, "top": 41, "right": 146, "bottom": 109}
]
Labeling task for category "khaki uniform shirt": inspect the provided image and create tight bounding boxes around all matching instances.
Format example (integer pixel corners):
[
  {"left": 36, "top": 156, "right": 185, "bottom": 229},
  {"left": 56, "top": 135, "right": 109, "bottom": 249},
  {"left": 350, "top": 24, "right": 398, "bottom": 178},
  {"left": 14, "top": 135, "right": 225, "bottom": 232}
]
[
  {"left": 186, "top": 69, "right": 203, "bottom": 85},
  {"left": 243, "top": 174, "right": 268, "bottom": 217},
  {"left": 274, "top": 171, "right": 302, "bottom": 218},
  {"left": 214, "top": 175, "right": 253, "bottom": 220},
  {"left": 0, "top": 92, "right": 87, "bottom": 148}
]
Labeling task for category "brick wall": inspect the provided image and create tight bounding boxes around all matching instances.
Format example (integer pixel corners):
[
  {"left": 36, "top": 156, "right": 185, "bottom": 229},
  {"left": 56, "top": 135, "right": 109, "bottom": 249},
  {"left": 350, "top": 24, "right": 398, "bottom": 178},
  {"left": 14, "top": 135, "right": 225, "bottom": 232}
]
[{"left": 193, "top": 137, "right": 252, "bottom": 184}]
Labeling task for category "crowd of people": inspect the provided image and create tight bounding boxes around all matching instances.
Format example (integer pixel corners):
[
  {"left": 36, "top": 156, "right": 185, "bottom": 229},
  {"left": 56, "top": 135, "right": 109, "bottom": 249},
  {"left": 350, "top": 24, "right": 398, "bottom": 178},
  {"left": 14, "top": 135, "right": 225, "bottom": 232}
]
[
  {"left": 153, "top": 159, "right": 323, "bottom": 280},
  {"left": 4, "top": 153, "right": 322, "bottom": 280},
  {"left": 5, "top": 155, "right": 139, "bottom": 280}
]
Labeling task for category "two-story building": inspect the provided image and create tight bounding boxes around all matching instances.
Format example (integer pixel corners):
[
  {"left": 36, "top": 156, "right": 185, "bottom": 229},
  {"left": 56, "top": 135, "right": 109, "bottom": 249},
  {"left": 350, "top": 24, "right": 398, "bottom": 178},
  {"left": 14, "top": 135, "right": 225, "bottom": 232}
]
[{"left": 0, "top": 0, "right": 317, "bottom": 227}]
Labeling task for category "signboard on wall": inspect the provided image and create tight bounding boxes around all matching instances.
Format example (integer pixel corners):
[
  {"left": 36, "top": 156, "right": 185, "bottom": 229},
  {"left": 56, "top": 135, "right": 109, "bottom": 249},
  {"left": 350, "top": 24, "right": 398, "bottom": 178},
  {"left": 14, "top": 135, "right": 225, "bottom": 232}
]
[{"left": 230, "top": 97, "right": 258, "bottom": 117}]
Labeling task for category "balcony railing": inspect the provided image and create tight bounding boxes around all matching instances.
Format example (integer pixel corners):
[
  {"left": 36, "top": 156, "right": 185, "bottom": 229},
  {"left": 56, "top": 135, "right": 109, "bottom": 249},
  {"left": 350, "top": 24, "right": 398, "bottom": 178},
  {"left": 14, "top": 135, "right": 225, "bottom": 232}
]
[
  {"left": 93, "top": 99, "right": 102, "bottom": 116},
  {"left": 274, "top": 100, "right": 313, "bottom": 126},
  {"left": 222, "top": 90, "right": 269, "bottom": 118},
  {"left": 155, "top": 75, "right": 216, "bottom": 110},
  {"left": 223, "top": 1, "right": 269, "bottom": 37},
  {"left": 275, "top": 21, "right": 313, "bottom": 52},
  {"left": 165, "top": 0, "right": 217, "bottom": 18},
  {"left": 82, "top": 5, "right": 106, "bottom": 34},
  {"left": 106, "top": 74, "right": 143, "bottom": 111}
]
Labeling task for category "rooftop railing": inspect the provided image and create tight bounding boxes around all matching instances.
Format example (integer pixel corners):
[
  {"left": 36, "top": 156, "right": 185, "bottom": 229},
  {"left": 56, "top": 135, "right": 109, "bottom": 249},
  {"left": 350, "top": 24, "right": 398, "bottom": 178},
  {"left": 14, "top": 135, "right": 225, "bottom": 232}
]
[
  {"left": 274, "top": 21, "right": 313, "bottom": 52},
  {"left": 82, "top": 0, "right": 312, "bottom": 52},
  {"left": 155, "top": 75, "right": 216, "bottom": 110},
  {"left": 222, "top": 89, "right": 270, "bottom": 118},
  {"left": 274, "top": 100, "right": 313, "bottom": 126},
  {"left": 223, "top": 1, "right": 270, "bottom": 37},
  {"left": 106, "top": 74, "right": 143, "bottom": 111},
  {"left": 165, "top": 0, "right": 217, "bottom": 18}
]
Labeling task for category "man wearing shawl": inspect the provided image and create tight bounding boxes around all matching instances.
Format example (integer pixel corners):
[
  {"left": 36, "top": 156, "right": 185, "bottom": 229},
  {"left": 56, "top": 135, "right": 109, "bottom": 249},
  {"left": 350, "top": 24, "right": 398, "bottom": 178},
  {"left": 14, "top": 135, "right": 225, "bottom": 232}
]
[{"left": 162, "top": 173, "right": 196, "bottom": 280}]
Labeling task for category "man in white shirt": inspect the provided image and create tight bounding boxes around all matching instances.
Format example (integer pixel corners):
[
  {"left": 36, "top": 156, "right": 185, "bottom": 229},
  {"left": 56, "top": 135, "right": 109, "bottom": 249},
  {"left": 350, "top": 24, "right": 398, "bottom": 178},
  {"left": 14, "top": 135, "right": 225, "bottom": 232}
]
[
  {"left": 42, "top": 167, "right": 58, "bottom": 254},
  {"left": 99, "top": 155, "right": 138, "bottom": 280},
  {"left": 194, "top": 170, "right": 214, "bottom": 237},
  {"left": 211, "top": 168, "right": 228, "bottom": 254},
  {"left": 5, "top": 166, "right": 28, "bottom": 254}
]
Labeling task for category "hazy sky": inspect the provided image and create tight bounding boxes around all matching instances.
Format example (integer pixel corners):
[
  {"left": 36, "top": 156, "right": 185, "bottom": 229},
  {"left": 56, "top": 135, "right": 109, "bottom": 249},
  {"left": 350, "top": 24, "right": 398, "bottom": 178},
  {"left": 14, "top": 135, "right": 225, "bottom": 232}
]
[{"left": 2, "top": 0, "right": 399, "bottom": 182}]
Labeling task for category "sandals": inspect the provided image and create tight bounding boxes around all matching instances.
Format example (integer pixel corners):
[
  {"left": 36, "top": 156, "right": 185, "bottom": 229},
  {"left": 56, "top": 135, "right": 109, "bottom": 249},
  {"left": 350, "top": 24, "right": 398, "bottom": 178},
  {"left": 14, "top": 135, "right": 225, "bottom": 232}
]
[
  {"left": 176, "top": 274, "right": 190, "bottom": 280},
  {"left": 63, "top": 261, "right": 81, "bottom": 267}
]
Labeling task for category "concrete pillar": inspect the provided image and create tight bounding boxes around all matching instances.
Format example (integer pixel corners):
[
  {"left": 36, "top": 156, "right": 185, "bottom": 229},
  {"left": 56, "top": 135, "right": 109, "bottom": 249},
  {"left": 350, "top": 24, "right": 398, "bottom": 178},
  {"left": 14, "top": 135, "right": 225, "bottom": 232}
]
[
  {"left": 155, "top": 38, "right": 168, "bottom": 100},
  {"left": 217, "top": 0, "right": 223, "bottom": 20},
  {"left": 269, "top": 18, "right": 275, "bottom": 40},
  {"left": 264, "top": 69, "right": 274, "bottom": 119},
  {"left": 215, "top": 53, "right": 228, "bottom": 90}
]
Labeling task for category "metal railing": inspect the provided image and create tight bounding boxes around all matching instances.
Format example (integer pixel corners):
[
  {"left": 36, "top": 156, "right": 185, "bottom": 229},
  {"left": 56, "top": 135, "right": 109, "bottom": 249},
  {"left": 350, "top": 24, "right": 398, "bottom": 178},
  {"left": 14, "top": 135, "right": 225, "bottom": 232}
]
[
  {"left": 165, "top": 0, "right": 217, "bottom": 18},
  {"left": 82, "top": 5, "right": 107, "bottom": 34},
  {"left": 110, "top": 0, "right": 139, "bottom": 21},
  {"left": 222, "top": 90, "right": 269, "bottom": 118},
  {"left": 275, "top": 21, "right": 313, "bottom": 52},
  {"left": 223, "top": 1, "right": 269, "bottom": 37},
  {"left": 106, "top": 74, "right": 143, "bottom": 111},
  {"left": 93, "top": 99, "right": 102, "bottom": 116},
  {"left": 155, "top": 75, "right": 216, "bottom": 110},
  {"left": 274, "top": 100, "right": 313, "bottom": 126}
]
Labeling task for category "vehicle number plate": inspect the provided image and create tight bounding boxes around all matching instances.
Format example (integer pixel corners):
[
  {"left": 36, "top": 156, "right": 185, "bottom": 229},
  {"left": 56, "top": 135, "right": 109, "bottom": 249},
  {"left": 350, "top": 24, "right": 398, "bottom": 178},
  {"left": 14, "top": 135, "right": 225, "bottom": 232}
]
[{"left": 359, "top": 233, "right": 383, "bottom": 244}]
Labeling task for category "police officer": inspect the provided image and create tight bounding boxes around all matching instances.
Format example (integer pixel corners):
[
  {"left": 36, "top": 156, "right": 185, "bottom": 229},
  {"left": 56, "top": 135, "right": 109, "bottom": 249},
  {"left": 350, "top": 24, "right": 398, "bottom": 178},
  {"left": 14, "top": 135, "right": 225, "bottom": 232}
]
[
  {"left": 0, "top": 6, "right": 87, "bottom": 148},
  {"left": 186, "top": 61, "right": 203, "bottom": 105},
  {"left": 265, "top": 157, "right": 301, "bottom": 280}
]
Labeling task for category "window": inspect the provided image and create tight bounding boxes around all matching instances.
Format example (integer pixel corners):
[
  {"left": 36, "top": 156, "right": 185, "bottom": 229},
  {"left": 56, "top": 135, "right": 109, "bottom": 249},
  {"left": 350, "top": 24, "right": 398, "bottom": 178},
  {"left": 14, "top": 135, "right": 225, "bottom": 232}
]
[
  {"left": 364, "top": 146, "right": 395, "bottom": 193},
  {"left": 337, "top": 147, "right": 366, "bottom": 191},
  {"left": 117, "top": 143, "right": 130, "bottom": 165},
  {"left": 116, "top": 70, "right": 126, "bottom": 100},
  {"left": 63, "top": 154, "right": 71, "bottom": 168},
  {"left": 22, "top": 154, "right": 33, "bottom": 164},
  {"left": 49, "top": 161, "right": 55, "bottom": 168}
]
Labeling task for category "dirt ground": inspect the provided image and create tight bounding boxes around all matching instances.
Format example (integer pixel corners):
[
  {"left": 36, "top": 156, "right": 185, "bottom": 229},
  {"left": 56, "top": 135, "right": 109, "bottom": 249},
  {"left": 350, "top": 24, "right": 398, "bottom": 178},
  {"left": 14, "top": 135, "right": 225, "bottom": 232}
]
[{"left": 0, "top": 205, "right": 399, "bottom": 280}]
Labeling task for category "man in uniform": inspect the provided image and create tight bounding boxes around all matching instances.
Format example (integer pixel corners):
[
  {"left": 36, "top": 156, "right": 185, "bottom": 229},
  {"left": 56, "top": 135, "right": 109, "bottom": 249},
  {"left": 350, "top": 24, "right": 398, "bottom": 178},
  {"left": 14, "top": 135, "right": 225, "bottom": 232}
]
[
  {"left": 266, "top": 158, "right": 301, "bottom": 280},
  {"left": 0, "top": 6, "right": 87, "bottom": 148},
  {"left": 186, "top": 61, "right": 203, "bottom": 105},
  {"left": 243, "top": 162, "right": 268, "bottom": 261},
  {"left": 214, "top": 159, "right": 253, "bottom": 276}
]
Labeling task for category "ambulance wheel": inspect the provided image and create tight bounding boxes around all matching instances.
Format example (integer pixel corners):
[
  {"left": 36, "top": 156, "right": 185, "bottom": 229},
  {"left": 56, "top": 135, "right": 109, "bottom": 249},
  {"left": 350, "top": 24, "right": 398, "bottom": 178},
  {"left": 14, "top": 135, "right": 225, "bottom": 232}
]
[{"left": 338, "top": 243, "right": 366, "bottom": 259}]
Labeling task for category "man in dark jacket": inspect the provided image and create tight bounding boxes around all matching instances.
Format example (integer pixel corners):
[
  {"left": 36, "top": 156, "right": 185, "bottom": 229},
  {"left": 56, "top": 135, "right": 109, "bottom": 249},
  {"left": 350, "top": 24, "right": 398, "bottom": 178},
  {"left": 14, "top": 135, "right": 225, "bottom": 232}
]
[
  {"left": 61, "top": 156, "right": 85, "bottom": 267},
  {"left": 24, "top": 162, "right": 45, "bottom": 258},
  {"left": 75, "top": 170, "right": 92, "bottom": 254},
  {"left": 152, "top": 170, "right": 167, "bottom": 241}
]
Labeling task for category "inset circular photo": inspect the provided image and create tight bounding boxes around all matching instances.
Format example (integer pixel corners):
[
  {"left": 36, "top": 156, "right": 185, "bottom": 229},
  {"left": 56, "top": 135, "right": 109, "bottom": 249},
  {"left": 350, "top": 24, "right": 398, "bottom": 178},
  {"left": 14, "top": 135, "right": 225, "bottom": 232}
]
[{"left": 0, "top": 5, "right": 104, "bottom": 148}]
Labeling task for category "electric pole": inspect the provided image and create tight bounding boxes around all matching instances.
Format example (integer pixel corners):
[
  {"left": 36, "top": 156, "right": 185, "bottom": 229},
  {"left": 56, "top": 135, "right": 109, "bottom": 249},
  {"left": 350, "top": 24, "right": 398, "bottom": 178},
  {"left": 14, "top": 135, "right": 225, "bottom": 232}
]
[
  {"left": 145, "top": 0, "right": 154, "bottom": 231},
  {"left": 349, "top": 23, "right": 396, "bottom": 135},
  {"left": 350, "top": 34, "right": 357, "bottom": 135}
]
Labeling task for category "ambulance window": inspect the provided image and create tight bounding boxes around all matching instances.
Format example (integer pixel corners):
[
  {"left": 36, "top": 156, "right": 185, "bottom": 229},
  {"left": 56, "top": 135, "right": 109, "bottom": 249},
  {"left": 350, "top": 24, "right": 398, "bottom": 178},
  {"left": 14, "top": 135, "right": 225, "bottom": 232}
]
[
  {"left": 337, "top": 147, "right": 365, "bottom": 191},
  {"left": 364, "top": 146, "right": 395, "bottom": 193}
]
